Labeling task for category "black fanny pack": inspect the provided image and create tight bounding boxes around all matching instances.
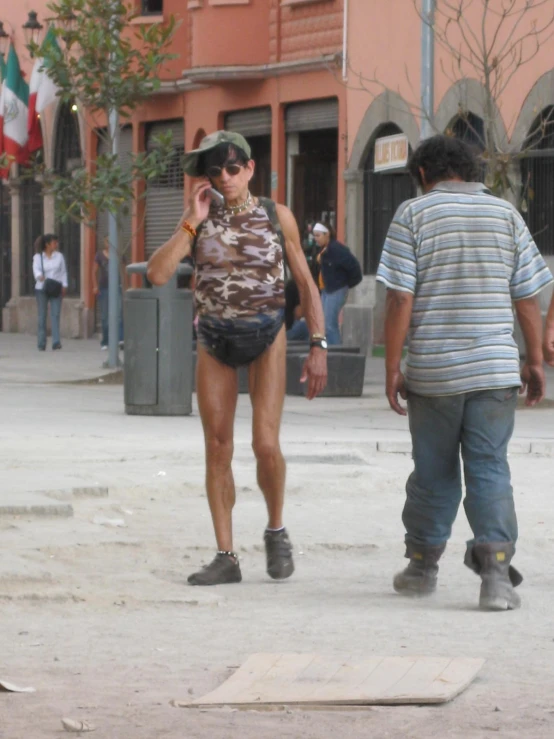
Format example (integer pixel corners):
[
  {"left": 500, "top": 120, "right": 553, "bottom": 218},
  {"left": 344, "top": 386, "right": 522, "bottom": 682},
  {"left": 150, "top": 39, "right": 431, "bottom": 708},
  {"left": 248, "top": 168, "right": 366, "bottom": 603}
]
[{"left": 198, "top": 313, "right": 284, "bottom": 368}]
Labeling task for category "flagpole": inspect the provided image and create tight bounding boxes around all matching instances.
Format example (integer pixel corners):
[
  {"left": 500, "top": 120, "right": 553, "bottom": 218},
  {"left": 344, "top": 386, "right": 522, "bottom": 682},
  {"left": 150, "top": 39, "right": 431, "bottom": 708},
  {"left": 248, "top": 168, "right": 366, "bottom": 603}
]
[
  {"left": 106, "top": 1, "right": 121, "bottom": 370},
  {"left": 420, "top": 0, "right": 435, "bottom": 140}
]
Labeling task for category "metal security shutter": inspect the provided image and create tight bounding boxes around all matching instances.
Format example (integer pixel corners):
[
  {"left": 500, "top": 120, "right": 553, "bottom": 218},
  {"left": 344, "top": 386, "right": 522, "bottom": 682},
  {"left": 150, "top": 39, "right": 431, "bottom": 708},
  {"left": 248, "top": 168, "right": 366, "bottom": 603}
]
[
  {"left": 224, "top": 107, "right": 272, "bottom": 137},
  {"left": 96, "top": 126, "right": 133, "bottom": 256},
  {"left": 285, "top": 99, "right": 339, "bottom": 133},
  {"left": 145, "top": 120, "right": 185, "bottom": 258}
]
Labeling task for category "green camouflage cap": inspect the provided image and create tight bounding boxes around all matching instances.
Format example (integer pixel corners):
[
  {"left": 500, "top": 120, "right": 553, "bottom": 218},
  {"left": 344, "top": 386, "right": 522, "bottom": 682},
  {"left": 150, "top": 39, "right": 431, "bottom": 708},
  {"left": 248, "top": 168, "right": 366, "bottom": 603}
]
[{"left": 182, "top": 130, "right": 252, "bottom": 177}]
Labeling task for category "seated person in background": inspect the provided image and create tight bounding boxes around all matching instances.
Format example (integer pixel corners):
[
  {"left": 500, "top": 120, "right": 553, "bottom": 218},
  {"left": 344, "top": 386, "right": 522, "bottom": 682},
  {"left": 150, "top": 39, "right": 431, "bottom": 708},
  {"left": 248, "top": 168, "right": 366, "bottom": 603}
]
[{"left": 285, "top": 278, "right": 309, "bottom": 341}]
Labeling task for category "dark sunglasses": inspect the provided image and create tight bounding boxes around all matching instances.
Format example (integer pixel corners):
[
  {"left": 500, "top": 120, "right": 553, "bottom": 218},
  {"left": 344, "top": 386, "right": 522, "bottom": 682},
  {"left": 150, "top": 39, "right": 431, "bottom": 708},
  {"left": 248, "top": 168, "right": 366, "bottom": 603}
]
[{"left": 205, "top": 162, "right": 243, "bottom": 178}]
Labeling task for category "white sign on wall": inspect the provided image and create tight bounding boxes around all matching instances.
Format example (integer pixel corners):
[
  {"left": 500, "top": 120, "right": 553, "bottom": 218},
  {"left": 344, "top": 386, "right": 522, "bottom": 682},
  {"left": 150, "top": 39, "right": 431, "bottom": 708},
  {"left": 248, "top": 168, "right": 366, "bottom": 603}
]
[{"left": 374, "top": 134, "right": 409, "bottom": 172}]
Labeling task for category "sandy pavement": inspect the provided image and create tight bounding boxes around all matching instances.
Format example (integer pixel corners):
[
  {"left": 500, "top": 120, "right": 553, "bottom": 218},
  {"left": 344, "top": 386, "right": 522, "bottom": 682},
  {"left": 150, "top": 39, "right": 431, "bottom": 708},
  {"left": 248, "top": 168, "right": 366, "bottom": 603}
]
[{"left": 1, "top": 361, "right": 554, "bottom": 738}]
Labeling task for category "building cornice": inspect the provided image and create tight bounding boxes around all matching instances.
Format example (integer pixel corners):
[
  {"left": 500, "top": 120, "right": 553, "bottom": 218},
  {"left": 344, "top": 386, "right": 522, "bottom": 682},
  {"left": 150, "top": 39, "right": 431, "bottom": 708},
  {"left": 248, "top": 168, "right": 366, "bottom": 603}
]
[
  {"left": 152, "top": 79, "right": 209, "bottom": 95},
  {"left": 180, "top": 54, "right": 341, "bottom": 84}
]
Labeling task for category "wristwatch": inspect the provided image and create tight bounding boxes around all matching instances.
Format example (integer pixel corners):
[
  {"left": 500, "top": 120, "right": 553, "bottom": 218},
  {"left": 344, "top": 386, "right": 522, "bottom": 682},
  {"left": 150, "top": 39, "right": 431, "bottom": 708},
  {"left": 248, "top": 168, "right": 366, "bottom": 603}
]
[{"left": 310, "top": 337, "right": 328, "bottom": 350}]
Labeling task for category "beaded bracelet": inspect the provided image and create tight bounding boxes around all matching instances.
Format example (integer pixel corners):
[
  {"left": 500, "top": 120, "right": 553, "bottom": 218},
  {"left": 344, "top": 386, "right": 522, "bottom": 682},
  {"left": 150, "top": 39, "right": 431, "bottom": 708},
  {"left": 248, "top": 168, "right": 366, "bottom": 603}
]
[{"left": 181, "top": 220, "right": 197, "bottom": 238}]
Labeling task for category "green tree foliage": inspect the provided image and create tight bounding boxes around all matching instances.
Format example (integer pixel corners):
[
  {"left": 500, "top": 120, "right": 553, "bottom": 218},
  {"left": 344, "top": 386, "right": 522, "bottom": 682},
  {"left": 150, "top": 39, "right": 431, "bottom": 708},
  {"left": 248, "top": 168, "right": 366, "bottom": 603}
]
[{"left": 28, "top": 0, "right": 180, "bottom": 255}]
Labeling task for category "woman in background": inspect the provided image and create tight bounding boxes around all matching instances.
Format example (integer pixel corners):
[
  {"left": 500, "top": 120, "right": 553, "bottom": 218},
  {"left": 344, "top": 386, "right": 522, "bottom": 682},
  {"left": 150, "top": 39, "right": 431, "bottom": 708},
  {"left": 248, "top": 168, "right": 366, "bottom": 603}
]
[{"left": 32, "top": 234, "right": 68, "bottom": 351}]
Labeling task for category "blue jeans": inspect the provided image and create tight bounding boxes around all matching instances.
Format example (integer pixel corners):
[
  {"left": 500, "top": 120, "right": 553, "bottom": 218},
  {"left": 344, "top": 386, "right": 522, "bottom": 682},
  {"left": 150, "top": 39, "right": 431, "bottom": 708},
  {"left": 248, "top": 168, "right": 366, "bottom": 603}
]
[
  {"left": 99, "top": 287, "right": 123, "bottom": 346},
  {"left": 321, "top": 286, "right": 348, "bottom": 345},
  {"left": 286, "top": 318, "right": 309, "bottom": 342},
  {"left": 36, "top": 289, "right": 62, "bottom": 349},
  {"left": 403, "top": 387, "right": 519, "bottom": 548}
]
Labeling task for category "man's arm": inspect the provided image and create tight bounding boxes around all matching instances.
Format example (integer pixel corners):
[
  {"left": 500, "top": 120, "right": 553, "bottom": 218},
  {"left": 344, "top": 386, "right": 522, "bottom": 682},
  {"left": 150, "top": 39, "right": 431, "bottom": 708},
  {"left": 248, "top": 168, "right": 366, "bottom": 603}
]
[
  {"left": 147, "top": 181, "right": 211, "bottom": 286},
  {"left": 543, "top": 291, "right": 554, "bottom": 366},
  {"left": 276, "top": 203, "right": 327, "bottom": 399},
  {"left": 384, "top": 289, "right": 414, "bottom": 416},
  {"left": 146, "top": 220, "right": 195, "bottom": 286},
  {"left": 514, "top": 296, "right": 546, "bottom": 406}
]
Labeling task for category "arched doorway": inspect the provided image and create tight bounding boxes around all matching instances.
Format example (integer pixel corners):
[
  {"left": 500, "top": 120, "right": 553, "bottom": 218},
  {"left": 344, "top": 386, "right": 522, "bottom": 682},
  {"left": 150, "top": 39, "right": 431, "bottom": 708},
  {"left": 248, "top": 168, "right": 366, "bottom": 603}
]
[
  {"left": 0, "top": 182, "right": 11, "bottom": 327},
  {"left": 54, "top": 103, "right": 82, "bottom": 295},
  {"left": 19, "top": 178, "right": 44, "bottom": 296},
  {"left": 449, "top": 112, "right": 487, "bottom": 180},
  {"left": 520, "top": 106, "right": 554, "bottom": 257},
  {"left": 363, "top": 123, "right": 415, "bottom": 275}
]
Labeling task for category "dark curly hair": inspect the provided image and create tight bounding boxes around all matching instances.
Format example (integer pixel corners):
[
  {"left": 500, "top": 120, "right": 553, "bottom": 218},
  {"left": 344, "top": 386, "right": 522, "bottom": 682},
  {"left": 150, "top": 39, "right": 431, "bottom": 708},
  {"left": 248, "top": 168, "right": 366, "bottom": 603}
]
[{"left": 408, "top": 135, "right": 480, "bottom": 188}]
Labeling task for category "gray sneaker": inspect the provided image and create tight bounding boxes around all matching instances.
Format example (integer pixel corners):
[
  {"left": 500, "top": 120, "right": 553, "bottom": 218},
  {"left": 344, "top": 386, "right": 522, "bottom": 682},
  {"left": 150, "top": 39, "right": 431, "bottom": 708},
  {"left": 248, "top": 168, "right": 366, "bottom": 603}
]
[
  {"left": 188, "top": 553, "right": 242, "bottom": 586},
  {"left": 264, "top": 528, "right": 295, "bottom": 580}
]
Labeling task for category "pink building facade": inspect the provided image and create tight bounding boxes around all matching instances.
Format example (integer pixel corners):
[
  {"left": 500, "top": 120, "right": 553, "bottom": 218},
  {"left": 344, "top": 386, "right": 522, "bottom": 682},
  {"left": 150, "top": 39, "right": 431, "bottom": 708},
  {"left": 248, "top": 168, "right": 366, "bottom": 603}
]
[
  {"left": 345, "top": 0, "right": 554, "bottom": 340},
  {"left": 1, "top": 0, "right": 553, "bottom": 343}
]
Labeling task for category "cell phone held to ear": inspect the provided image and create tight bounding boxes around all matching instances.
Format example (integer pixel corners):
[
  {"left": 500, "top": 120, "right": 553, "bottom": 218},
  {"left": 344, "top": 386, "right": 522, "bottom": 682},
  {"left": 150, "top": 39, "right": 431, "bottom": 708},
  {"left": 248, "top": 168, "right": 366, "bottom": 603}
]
[{"left": 208, "top": 187, "right": 225, "bottom": 206}]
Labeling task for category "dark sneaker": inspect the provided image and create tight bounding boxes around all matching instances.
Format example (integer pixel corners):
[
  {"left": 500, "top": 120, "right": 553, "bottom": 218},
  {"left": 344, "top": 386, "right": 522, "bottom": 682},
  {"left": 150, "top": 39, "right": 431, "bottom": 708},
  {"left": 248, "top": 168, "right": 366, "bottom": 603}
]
[
  {"left": 187, "top": 553, "right": 242, "bottom": 586},
  {"left": 264, "top": 528, "right": 295, "bottom": 580},
  {"left": 52, "top": 343, "right": 62, "bottom": 350}
]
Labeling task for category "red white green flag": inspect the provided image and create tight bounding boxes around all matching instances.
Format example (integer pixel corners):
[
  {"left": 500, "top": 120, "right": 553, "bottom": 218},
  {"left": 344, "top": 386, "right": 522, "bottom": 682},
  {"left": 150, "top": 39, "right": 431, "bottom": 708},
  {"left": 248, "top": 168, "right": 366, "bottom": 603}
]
[
  {"left": 0, "top": 45, "right": 29, "bottom": 178},
  {"left": 0, "top": 53, "right": 6, "bottom": 169},
  {"left": 28, "top": 26, "right": 62, "bottom": 153}
]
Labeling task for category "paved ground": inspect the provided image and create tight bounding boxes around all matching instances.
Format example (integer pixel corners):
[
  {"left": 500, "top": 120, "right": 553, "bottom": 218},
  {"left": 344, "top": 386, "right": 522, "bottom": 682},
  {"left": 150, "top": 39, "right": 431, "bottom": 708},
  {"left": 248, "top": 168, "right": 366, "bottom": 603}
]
[{"left": 1, "top": 334, "right": 554, "bottom": 738}]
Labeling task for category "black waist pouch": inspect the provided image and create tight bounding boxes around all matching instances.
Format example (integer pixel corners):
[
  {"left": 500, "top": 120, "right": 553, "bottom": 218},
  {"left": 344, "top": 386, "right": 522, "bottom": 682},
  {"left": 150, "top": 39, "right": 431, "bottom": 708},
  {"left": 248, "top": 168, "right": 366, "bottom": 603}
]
[{"left": 198, "top": 313, "right": 284, "bottom": 368}]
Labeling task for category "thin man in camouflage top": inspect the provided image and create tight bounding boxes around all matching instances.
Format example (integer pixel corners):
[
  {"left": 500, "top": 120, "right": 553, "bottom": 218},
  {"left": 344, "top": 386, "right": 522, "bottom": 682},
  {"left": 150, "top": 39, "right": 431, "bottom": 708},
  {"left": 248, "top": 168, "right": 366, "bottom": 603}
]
[{"left": 147, "top": 131, "right": 327, "bottom": 586}]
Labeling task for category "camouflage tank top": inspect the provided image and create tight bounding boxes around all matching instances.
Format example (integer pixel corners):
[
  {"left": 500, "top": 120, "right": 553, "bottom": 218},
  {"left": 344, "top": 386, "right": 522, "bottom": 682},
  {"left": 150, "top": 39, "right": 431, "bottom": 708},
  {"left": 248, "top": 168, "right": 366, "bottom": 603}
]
[{"left": 194, "top": 201, "right": 285, "bottom": 319}]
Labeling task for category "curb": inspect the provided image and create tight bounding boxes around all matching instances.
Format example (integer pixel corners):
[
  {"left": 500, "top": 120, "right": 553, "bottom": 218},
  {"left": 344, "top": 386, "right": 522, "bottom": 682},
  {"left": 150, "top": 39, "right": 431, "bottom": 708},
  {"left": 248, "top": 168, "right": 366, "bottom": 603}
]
[{"left": 373, "top": 441, "right": 554, "bottom": 456}]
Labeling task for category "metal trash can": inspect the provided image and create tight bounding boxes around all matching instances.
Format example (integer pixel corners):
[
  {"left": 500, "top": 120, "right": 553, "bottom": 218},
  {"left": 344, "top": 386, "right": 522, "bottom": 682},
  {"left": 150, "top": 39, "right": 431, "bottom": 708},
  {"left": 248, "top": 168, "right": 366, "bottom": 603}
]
[{"left": 124, "top": 262, "right": 193, "bottom": 416}]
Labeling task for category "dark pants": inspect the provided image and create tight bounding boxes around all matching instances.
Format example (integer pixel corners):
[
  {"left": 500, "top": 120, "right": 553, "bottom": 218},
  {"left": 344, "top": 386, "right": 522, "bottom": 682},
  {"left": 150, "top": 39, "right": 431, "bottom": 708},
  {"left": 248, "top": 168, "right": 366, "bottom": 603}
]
[
  {"left": 36, "top": 289, "right": 62, "bottom": 349},
  {"left": 99, "top": 287, "right": 123, "bottom": 347},
  {"left": 403, "top": 387, "right": 519, "bottom": 548}
]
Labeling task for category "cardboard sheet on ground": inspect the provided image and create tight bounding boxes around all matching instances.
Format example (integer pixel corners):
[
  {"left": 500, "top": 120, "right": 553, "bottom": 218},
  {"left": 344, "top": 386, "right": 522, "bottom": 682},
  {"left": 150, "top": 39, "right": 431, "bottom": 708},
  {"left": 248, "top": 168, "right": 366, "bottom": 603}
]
[{"left": 179, "top": 654, "right": 485, "bottom": 708}]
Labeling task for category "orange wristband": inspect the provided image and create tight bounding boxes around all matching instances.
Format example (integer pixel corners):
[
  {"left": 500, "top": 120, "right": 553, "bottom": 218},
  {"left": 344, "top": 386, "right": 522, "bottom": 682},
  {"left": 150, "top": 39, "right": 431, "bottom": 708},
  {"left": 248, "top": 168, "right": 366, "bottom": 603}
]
[{"left": 181, "top": 221, "right": 197, "bottom": 238}]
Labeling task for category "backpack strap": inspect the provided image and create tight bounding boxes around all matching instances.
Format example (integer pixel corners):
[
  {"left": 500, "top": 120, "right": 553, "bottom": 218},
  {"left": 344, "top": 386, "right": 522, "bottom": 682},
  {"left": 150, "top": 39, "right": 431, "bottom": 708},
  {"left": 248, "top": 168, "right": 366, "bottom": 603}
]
[{"left": 258, "top": 196, "right": 289, "bottom": 279}]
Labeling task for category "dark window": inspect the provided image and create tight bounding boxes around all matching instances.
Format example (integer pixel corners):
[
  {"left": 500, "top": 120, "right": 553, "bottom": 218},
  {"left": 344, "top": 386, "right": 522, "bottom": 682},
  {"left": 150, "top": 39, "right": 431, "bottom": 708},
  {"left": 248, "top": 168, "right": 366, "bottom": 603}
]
[
  {"left": 142, "top": 0, "right": 163, "bottom": 14},
  {"left": 20, "top": 178, "right": 44, "bottom": 296},
  {"left": 54, "top": 103, "right": 82, "bottom": 296},
  {"left": 248, "top": 136, "right": 271, "bottom": 199},
  {"left": 145, "top": 121, "right": 185, "bottom": 258},
  {"left": 521, "top": 106, "right": 554, "bottom": 256},
  {"left": 363, "top": 123, "right": 415, "bottom": 275},
  {"left": 0, "top": 183, "right": 11, "bottom": 326},
  {"left": 292, "top": 129, "right": 338, "bottom": 235}
]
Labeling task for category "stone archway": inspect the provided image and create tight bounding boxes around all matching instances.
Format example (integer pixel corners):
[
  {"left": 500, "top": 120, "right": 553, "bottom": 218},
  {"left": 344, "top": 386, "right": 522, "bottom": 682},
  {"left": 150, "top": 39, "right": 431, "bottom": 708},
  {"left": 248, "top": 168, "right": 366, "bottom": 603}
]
[
  {"left": 434, "top": 79, "right": 508, "bottom": 149},
  {"left": 512, "top": 69, "right": 554, "bottom": 151},
  {"left": 345, "top": 91, "right": 419, "bottom": 273}
]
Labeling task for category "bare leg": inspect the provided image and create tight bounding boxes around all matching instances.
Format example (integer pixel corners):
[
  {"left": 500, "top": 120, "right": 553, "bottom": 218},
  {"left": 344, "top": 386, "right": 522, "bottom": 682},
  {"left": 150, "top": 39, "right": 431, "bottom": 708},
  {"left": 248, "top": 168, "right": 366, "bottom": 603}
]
[
  {"left": 196, "top": 346, "right": 239, "bottom": 551},
  {"left": 248, "top": 326, "right": 287, "bottom": 529}
]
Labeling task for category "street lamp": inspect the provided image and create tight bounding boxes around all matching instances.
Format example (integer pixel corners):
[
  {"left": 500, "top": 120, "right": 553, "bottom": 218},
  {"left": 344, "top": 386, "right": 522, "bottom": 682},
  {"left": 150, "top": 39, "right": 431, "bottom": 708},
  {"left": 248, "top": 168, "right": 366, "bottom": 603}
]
[
  {"left": 48, "top": 9, "right": 77, "bottom": 37},
  {"left": 0, "top": 21, "right": 9, "bottom": 58},
  {"left": 22, "top": 11, "right": 44, "bottom": 47}
]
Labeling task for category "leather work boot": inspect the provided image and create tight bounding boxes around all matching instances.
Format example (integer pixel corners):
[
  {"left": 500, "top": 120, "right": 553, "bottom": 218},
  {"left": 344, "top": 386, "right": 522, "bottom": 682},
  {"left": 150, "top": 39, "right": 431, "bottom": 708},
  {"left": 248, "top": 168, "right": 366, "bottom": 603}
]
[
  {"left": 464, "top": 541, "right": 522, "bottom": 611},
  {"left": 393, "top": 542, "right": 446, "bottom": 596}
]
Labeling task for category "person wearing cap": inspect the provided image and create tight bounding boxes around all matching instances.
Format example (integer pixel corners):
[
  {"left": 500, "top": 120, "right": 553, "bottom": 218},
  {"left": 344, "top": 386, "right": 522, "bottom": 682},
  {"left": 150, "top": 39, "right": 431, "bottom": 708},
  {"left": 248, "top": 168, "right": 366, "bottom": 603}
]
[
  {"left": 147, "top": 131, "right": 328, "bottom": 586},
  {"left": 312, "top": 222, "right": 363, "bottom": 345}
]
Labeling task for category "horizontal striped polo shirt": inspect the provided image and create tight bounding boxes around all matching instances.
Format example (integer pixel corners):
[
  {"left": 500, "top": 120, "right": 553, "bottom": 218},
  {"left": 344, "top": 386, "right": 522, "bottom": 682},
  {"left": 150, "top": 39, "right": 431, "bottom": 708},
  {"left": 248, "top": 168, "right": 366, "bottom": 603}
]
[{"left": 376, "top": 181, "right": 553, "bottom": 396}]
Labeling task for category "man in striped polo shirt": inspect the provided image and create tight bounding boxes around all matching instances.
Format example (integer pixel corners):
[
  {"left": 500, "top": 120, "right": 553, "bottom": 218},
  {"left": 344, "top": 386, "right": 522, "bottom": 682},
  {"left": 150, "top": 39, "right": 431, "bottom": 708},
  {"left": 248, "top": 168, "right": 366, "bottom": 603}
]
[{"left": 377, "top": 135, "right": 552, "bottom": 611}]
